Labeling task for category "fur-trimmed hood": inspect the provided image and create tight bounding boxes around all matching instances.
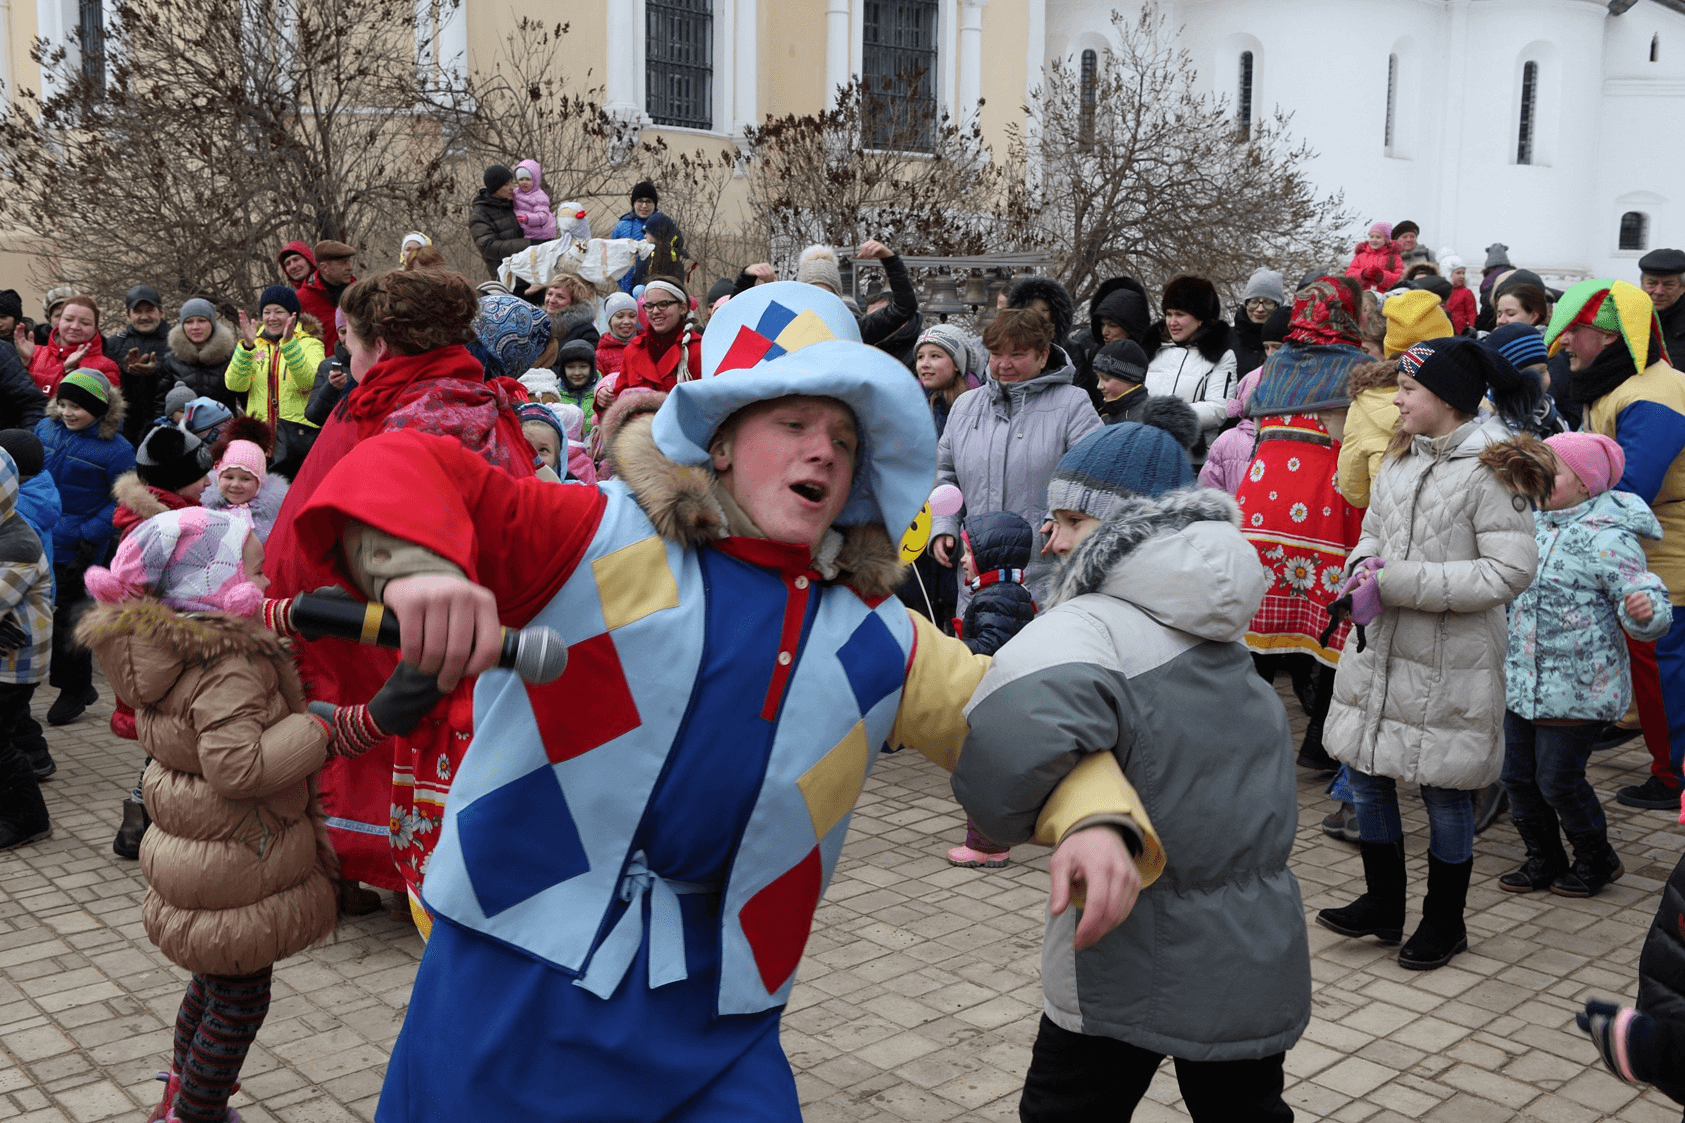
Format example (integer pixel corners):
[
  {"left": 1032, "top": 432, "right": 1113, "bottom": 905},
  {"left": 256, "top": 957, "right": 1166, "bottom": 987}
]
[
  {"left": 1048, "top": 486, "right": 1267, "bottom": 641},
  {"left": 45, "top": 387, "right": 128, "bottom": 440},
  {"left": 167, "top": 320, "right": 237, "bottom": 368},
  {"left": 1008, "top": 276, "right": 1076, "bottom": 343},
  {"left": 201, "top": 471, "right": 289, "bottom": 528},
  {"left": 1348, "top": 358, "right": 1399, "bottom": 397},
  {"left": 603, "top": 394, "right": 907, "bottom": 598},
  {"left": 75, "top": 597, "right": 303, "bottom": 708},
  {"left": 112, "top": 470, "right": 179, "bottom": 523}
]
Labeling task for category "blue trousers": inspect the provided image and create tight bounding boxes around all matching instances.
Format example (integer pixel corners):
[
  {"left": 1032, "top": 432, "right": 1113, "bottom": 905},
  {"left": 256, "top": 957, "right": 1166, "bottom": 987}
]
[
  {"left": 1500, "top": 713, "right": 1605, "bottom": 835},
  {"left": 1347, "top": 768, "right": 1475, "bottom": 863}
]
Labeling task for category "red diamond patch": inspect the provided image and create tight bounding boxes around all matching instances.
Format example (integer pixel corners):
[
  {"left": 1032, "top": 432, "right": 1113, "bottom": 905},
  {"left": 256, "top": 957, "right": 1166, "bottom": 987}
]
[
  {"left": 525, "top": 632, "right": 641, "bottom": 763},
  {"left": 739, "top": 846, "right": 822, "bottom": 994}
]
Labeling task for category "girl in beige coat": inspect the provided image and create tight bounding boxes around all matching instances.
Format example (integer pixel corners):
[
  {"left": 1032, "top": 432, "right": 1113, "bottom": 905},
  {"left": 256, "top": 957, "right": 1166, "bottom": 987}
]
[
  {"left": 78, "top": 508, "right": 419, "bottom": 1123},
  {"left": 1316, "top": 338, "right": 1539, "bottom": 972}
]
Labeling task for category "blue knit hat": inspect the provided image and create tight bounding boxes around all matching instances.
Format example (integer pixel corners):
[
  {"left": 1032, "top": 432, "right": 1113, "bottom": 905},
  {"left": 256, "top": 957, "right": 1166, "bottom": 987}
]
[
  {"left": 1481, "top": 323, "right": 1549, "bottom": 370},
  {"left": 257, "top": 284, "right": 301, "bottom": 316},
  {"left": 1045, "top": 422, "right": 1194, "bottom": 521}
]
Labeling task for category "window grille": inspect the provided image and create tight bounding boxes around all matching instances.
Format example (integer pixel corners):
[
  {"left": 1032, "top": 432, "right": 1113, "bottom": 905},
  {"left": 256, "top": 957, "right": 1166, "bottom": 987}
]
[
  {"left": 863, "top": 0, "right": 938, "bottom": 152},
  {"left": 647, "top": 0, "right": 713, "bottom": 130},
  {"left": 1517, "top": 60, "right": 1538, "bottom": 165},
  {"left": 79, "top": 0, "right": 105, "bottom": 90},
  {"left": 1235, "top": 51, "right": 1253, "bottom": 141},
  {"left": 1620, "top": 211, "right": 1649, "bottom": 252},
  {"left": 1079, "top": 49, "right": 1097, "bottom": 150},
  {"left": 1384, "top": 53, "right": 1397, "bottom": 155}
]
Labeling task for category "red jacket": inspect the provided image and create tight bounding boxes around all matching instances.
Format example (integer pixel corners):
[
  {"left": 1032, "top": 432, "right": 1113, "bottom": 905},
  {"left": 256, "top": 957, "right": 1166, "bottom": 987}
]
[
  {"left": 596, "top": 332, "right": 632, "bottom": 383},
  {"left": 1345, "top": 242, "right": 1404, "bottom": 292},
  {"left": 29, "top": 330, "right": 122, "bottom": 395},
  {"left": 295, "top": 274, "right": 352, "bottom": 328},
  {"left": 1447, "top": 286, "right": 1478, "bottom": 335},
  {"left": 617, "top": 327, "right": 702, "bottom": 396}
]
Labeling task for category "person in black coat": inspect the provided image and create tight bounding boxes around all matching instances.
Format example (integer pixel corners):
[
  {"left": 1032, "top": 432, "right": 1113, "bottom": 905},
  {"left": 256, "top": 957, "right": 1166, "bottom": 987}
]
[
  {"left": 1061, "top": 276, "right": 1155, "bottom": 409},
  {"left": 106, "top": 285, "right": 175, "bottom": 446},
  {"left": 0, "top": 341, "right": 43, "bottom": 431},
  {"left": 945, "top": 508, "right": 1038, "bottom": 869},
  {"left": 1579, "top": 849, "right": 1685, "bottom": 1106},
  {"left": 158, "top": 298, "right": 240, "bottom": 412},
  {"left": 1640, "top": 248, "right": 1685, "bottom": 370},
  {"left": 469, "top": 165, "right": 530, "bottom": 280}
]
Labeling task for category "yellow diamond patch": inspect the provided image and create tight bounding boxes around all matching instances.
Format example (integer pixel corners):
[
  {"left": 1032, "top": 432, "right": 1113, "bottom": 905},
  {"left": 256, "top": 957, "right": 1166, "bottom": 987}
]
[
  {"left": 592, "top": 535, "right": 680, "bottom": 631},
  {"left": 796, "top": 721, "right": 870, "bottom": 841}
]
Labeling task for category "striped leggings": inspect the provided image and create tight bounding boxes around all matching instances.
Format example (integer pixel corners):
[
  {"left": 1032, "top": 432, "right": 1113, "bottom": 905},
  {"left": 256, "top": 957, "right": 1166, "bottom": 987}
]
[{"left": 170, "top": 968, "right": 273, "bottom": 1122}]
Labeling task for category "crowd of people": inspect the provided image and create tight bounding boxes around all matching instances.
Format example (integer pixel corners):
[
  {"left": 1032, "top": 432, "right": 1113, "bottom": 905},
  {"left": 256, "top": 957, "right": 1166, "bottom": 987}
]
[{"left": 1, "top": 182, "right": 1684, "bottom": 1122}]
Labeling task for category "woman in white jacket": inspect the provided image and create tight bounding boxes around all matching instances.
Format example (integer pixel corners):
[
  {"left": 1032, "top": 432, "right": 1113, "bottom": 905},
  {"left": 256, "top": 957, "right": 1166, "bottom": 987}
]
[{"left": 1144, "top": 275, "right": 1238, "bottom": 462}]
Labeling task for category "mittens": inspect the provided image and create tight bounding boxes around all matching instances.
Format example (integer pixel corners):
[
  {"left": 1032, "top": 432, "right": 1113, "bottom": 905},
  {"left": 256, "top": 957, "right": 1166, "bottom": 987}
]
[
  {"left": 1577, "top": 1000, "right": 1650, "bottom": 1085},
  {"left": 307, "top": 701, "right": 389, "bottom": 759},
  {"left": 1335, "top": 558, "right": 1386, "bottom": 627}
]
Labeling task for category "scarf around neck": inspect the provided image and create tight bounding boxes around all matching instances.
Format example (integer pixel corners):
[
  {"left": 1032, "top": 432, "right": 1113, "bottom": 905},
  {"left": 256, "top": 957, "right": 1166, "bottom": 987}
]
[{"left": 1572, "top": 336, "right": 1663, "bottom": 405}]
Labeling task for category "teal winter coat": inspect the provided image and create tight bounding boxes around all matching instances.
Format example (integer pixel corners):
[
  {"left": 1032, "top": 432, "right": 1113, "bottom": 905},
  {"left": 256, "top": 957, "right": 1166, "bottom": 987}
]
[{"left": 1505, "top": 489, "right": 1673, "bottom": 721}]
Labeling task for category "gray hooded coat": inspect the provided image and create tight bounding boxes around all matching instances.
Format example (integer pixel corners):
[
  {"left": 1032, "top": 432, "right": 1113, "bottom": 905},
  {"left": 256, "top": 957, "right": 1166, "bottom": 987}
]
[
  {"left": 1326, "top": 416, "right": 1538, "bottom": 790},
  {"left": 953, "top": 488, "right": 1311, "bottom": 1062},
  {"left": 933, "top": 346, "right": 1101, "bottom": 598}
]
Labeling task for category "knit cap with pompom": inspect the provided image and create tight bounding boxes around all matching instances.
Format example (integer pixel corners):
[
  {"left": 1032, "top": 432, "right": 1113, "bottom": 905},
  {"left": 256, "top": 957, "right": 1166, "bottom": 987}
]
[{"left": 796, "top": 245, "right": 843, "bottom": 296}]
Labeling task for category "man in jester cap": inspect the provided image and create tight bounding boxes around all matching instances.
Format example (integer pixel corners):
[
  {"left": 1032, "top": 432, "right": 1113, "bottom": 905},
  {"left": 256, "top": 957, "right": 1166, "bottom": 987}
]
[
  {"left": 1546, "top": 278, "right": 1685, "bottom": 811},
  {"left": 292, "top": 282, "right": 1164, "bottom": 1120}
]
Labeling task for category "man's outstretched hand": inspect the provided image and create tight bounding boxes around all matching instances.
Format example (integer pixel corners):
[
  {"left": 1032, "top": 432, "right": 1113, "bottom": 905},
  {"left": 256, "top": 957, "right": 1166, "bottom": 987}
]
[
  {"left": 381, "top": 574, "right": 502, "bottom": 691},
  {"left": 1049, "top": 825, "right": 1141, "bottom": 950}
]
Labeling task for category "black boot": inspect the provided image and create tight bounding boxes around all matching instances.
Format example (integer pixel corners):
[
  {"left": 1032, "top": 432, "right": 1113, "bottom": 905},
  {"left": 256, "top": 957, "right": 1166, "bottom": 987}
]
[
  {"left": 1498, "top": 813, "right": 1568, "bottom": 893},
  {"left": 1316, "top": 840, "right": 1406, "bottom": 945},
  {"left": 1399, "top": 854, "right": 1471, "bottom": 970},
  {"left": 113, "top": 798, "right": 148, "bottom": 860},
  {"left": 1551, "top": 829, "right": 1624, "bottom": 898},
  {"left": 0, "top": 758, "right": 51, "bottom": 850},
  {"left": 1296, "top": 665, "right": 1338, "bottom": 771}
]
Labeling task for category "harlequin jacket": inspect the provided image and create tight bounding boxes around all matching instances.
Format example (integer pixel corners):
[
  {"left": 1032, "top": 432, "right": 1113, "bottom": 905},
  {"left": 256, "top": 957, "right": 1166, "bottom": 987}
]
[{"left": 291, "top": 405, "right": 1162, "bottom": 1018}]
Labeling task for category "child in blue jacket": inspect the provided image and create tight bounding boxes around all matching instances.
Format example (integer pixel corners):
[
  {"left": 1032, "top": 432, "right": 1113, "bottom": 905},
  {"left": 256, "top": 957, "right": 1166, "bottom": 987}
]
[
  {"left": 1487, "top": 431, "right": 1672, "bottom": 898},
  {"left": 34, "top": 370, "right": 133, "bottom": 724}
]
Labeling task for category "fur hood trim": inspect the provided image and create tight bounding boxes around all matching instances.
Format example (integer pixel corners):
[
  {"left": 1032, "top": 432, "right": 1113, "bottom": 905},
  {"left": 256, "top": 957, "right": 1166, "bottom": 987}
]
[
  {"left": 1050, "top": 487, "right": 1244, "bottom": 607},
  {"left": 1150, "top": 317, "right": 1235, "bottom": 365},
  {"left": 1008, "top": 276, "right": 1076, "bottom": 342},
  {"left": 1478, "top": 433, "right": 1555, "bottom": 508},
  {"left": 167, "top": 320, "right": 237, "bottom": 368},
  {"left": 1348, "top": 358, "right": 1399, "bottom": 397},
  {"left": 76, "top": 598, "right": 289, "bottom": 664},
  {"left": 605, "top": 407, "right": 907, "bottom": 598},
  {"left": 46, "top": 389, "right": 128, "bottom": 440},
  {"left": 112, "top": 471, "right": 170, "bottom": 521},
  {"left": 201, "top": 472, "right": 289, "bottom": 519}
]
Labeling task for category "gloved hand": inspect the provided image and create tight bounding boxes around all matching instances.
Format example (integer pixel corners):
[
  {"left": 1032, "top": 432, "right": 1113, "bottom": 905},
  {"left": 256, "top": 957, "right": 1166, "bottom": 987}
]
[
  {"left": 308, "top": 700, "right": 389, "bottom": 759},
  {"left": 1335, "top": 558, "right": 1387, "bottom": 626},
  {"left": 1577, "top": 999, "right": 1649, "bottom": 1085},
  {"left": 307, "top": 663, "right": 448, "bottom": 759}
]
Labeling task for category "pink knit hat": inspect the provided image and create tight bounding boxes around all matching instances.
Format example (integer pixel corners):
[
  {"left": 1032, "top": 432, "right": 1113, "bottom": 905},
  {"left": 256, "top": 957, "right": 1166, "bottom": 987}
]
[
  {"left": 83, "top": 508, "right": 263, "bottom": 616},
  {"left": 1368, "top": 221, "right": 1393, "bottom": 239},
  {"left": 216, "top": 439, "right": 267, "bottom": 487},
  {"left": 1545, "top": 432, "right": 1625, "bottom": 497}
]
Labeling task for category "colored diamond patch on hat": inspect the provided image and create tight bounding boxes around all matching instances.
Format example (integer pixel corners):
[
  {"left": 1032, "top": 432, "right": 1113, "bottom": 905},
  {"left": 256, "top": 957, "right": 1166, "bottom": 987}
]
[{"left": 714, "top": 300, "right": 840, "bottom": 374}]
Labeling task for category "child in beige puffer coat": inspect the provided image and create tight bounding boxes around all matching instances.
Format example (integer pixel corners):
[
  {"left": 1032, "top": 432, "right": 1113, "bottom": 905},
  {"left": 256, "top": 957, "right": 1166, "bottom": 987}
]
[{"left": 78, "top": 507, "right": 436, "bottom": 1123}]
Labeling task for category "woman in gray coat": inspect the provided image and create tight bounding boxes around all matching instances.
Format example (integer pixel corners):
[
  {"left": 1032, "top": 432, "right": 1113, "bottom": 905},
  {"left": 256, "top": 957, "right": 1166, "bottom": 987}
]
[
  {"left": 931, "top": 308, "right": 1101, "bottom": 601},
  {"left": 1317, "top": 337, "right": 1540, "bottom": 971}
]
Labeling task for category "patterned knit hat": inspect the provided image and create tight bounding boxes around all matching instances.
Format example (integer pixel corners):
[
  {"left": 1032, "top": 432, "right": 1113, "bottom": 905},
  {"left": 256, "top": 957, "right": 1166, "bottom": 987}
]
[
  {"left": 1481, "top": 323, "right": 1549, "bottom": 370},
  {"left": 1045, "top": 421, "right": 1194, "bottom": 522},
  {"left": 84, "top": 508, "right": 262, "bottom": 616},
  {"left": 1545, "top": 432, "right": 1625, "bottom": 497},
  {"left": 469, "top": 294, "right": 553, "bottom": 380},
  {"left": 916, "top": 324, "right": 983, "bottom": 385},
  {"left": 519, "top": 367, "right": 561, "bottom": 400},
  {"left": 1397, "top": 336, "right": 1533, "bottom": 420},
  {"left": 57, "top": 370, "right": 111, "bottom": 418},
  {"left": 1382, "top": 290, "right": 1453, "bottom": 358}
]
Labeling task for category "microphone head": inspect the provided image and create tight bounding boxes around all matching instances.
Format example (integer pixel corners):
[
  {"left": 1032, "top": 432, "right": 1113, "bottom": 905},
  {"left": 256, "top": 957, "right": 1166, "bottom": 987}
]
[{"left": 514, "top": 626, "right": 570, "bottom": 685}]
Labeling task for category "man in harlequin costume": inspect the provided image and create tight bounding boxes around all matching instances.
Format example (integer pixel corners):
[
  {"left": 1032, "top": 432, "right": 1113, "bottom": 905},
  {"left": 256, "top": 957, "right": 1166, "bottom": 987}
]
[
  {"left": 293, "top": 284, "right": 1164, "bottom": 1121},
  {"left": 1546, "top": 280, "right": 1685, "bottom": 813}
]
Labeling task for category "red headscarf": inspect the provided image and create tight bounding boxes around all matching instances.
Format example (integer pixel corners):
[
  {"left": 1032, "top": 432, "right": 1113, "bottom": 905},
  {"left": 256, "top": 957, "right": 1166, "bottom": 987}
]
[{"left": 1287, "top": 277, "right": 1363, "bottom": 348}]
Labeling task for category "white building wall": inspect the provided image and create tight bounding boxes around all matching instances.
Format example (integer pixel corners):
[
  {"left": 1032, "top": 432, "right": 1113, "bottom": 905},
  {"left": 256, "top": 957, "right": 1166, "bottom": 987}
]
[{"left": 1045, "top": 0, "right": 1685, "bottom": 285}]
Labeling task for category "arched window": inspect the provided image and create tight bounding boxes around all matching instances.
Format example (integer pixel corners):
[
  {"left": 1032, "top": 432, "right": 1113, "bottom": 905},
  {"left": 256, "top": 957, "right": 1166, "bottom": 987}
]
[
  {"left": 1652, "top": 34, "right": 1661, "bottom": 63},
  {"left": 1517, "top": 60, "right": 1539, "bottom": 165},
  {"left": 1621, "top": 211, "right": 1649, "bottom": 252},
  {"left": 1079, "top": 49, "right": 1097, "bottom": 151},
  {"left": 1384, "top": 53, "right": 1398, "bottom": 155},
  {"left": 647, "top": 0, "right": 714, "bottom": 130},
  {"left": 1235, "top": 50, "right": 1254, "bottom": 140}
]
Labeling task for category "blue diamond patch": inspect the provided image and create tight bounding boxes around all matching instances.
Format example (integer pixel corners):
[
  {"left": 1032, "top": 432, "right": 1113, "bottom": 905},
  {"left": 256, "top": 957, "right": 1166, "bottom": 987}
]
[
  {"left": 836, "top": 612, "right": 902, "bottom": 716},
  {"left": 457, "top": 766, "right": 589, "bottom": 918}
]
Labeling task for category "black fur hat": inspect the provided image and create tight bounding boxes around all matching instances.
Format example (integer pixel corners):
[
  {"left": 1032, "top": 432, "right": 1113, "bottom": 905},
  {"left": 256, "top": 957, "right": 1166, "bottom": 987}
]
[
  {"left": 1007, "top": 276, "right": 1075, "bottom": 343},
  {"left": 136, "top": 426, "right": 206, "bottom": 493},
  {"left": 1161, "top": 275, "right": 1222, "bottom": 324}
]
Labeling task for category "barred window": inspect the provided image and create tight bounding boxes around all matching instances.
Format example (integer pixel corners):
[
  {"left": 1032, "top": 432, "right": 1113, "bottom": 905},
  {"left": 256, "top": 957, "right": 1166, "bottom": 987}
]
[
  {"left": 79, "top": 0, "right": 105, "bottom": 90},
  {"left": 1517, "top": 61, "right": 1538, "bottom": 165},
  {"left": 1079, "top": 49, "right": 1097, "bottom": 151},
  {"left": 647, "top": 0, "right": 712, "bottom": 130},
  {"left": 863, "top": 0, "right": 938, "bottom": 152},
  {"left": 1235, "top": 51, "right": 1253, "bottom": 141},
  {"left": 1384, "top": 53, "right": 1397, "bottom": 155},
  {"left": 1620, "top": 211, "right": 1649, "bottom": 252}
]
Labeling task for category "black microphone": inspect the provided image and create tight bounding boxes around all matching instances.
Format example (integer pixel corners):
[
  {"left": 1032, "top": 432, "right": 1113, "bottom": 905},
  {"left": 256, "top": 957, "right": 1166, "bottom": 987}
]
[{"left": 284, "top": 593, "right": 569, "bottom": 685}]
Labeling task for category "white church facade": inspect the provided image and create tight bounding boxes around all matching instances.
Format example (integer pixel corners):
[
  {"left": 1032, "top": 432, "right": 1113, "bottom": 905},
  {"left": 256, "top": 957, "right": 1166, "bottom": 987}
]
[{"left": 1050, "top": 0, "right": 1685, "bottom": 282}]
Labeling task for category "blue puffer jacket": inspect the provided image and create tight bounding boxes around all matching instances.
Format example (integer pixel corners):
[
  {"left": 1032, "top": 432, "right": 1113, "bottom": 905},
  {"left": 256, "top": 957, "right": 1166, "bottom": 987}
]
[
  {"left": 35, "top": 394, "right": 135, "bottom": 565},
  {"left": 959, "top": 510, "right": 1037, "bottom": 655},
  {"left": 1505, "top": 488, "right": 1673, "bottom": 721},
  {"left": 15, "top": 471, "right": 62, "bottom": 571}
]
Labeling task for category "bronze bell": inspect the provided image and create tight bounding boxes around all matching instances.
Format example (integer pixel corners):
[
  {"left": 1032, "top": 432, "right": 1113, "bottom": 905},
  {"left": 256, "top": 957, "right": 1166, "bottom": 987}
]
[
  {"left": 923, "top": 272, "right": 967, "bottom": 315},
  {"left": 959, "top": 271, "right": 989, "bottom": 307}
]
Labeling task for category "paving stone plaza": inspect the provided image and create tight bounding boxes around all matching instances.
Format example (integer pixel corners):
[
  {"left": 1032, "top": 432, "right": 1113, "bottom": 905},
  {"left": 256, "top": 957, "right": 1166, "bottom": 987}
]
[{"left": 1, "top": 680, "right": 1682, "bottom": 1122}]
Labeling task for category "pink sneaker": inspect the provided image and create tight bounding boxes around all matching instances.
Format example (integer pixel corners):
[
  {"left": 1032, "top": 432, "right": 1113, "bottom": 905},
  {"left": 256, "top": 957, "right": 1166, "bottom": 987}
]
[{"left": 947, "top": 844, "right": 1010, "bottom": 868}]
